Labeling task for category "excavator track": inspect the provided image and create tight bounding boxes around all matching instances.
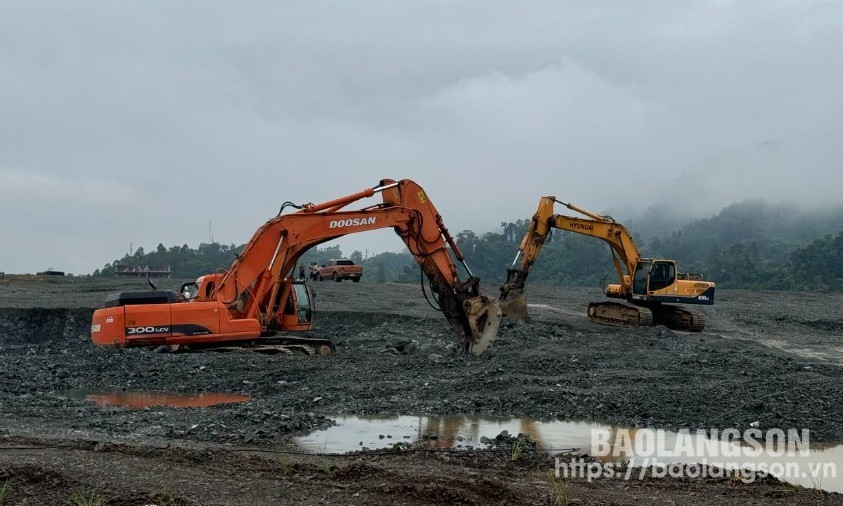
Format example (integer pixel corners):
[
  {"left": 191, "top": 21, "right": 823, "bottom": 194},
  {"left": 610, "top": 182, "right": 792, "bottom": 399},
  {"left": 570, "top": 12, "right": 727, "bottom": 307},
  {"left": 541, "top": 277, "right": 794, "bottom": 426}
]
[
  {"left": 652, "top": 306, "right": 706, "bottom": 332},
  {"left": 587, "top": 301, "right": 653, "bottom": 328},
  {"left": 171, "top": 336, "right": 336, "bottom": 356},
  {"left": 587, "top": 301, "right": 706, "bottom": 332}
]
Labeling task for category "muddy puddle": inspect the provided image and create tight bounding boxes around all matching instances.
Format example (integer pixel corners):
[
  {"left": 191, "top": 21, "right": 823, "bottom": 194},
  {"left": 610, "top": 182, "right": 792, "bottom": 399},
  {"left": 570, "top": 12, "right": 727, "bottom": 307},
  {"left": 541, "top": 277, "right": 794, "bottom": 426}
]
[
  {"left": 63, "top": 390, "right": 251, "bottom": 408},
  {"left": 295, "top": 414, "right": 592, "bottom": 453},
  {"left": 296, "top": 414, "right": 843, "bottom": 493}
]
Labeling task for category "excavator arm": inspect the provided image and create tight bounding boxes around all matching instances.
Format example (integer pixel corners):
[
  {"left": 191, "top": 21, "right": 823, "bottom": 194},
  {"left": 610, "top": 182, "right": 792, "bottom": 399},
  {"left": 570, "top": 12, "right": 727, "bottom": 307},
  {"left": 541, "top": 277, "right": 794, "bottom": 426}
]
[
  {"left": 213, "top": 179, "right": 501, "bottom": 351},
  {"left": 502, "top": 197, "right": 640, "bottom": 289},
  {"left": 501, "top": 196, "right": 639, "bottom": 319}
]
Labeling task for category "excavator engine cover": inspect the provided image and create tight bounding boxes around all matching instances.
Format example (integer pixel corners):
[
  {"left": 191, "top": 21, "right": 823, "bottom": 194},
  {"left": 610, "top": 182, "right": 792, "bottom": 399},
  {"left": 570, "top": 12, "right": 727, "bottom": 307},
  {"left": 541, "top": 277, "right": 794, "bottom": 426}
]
[{"left": 104, "top": 290, "right": 178, "bottom": 307}]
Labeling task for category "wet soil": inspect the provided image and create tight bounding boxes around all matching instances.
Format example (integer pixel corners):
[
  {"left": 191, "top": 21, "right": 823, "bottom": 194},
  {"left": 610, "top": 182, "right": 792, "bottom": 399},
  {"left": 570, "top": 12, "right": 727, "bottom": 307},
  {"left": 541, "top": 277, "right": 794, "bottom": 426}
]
[{"left": 0, "top": 275, "right": 842, "bottom": 504}]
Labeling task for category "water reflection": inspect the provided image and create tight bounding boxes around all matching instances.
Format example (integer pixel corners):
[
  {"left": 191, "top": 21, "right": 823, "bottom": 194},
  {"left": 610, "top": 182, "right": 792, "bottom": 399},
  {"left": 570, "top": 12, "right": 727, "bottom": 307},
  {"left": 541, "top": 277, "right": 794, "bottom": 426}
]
[
  {"left": 296, "top": 414, "right": 601, "bottom": 454},
  {"left": 70, "top": 390, "right": 251, "bottom": 408}
]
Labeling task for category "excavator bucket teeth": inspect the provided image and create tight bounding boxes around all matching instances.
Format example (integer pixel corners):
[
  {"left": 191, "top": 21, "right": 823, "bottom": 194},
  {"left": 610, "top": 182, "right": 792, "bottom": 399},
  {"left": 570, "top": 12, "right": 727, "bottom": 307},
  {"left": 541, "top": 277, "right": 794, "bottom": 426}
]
[
  {"left": 463, "top": 296, "right": 502, "bottom": 355},
  {"left": 498, "top": 287, "right": 531, "bottom": 323}
]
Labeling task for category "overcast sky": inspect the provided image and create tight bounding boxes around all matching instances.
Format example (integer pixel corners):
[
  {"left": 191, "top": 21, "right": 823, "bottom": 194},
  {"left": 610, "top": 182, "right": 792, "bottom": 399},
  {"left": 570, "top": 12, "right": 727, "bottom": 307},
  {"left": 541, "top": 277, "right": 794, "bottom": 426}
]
[{"left": 1, "top": 1, "right": 841, "bottom": 275}]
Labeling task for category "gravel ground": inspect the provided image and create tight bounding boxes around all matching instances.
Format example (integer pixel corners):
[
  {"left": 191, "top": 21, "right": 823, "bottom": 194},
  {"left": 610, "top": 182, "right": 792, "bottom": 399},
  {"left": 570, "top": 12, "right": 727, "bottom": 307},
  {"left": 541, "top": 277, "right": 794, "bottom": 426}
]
[{"left": 0, "top": 275, "right": 841, "bottom": 504}]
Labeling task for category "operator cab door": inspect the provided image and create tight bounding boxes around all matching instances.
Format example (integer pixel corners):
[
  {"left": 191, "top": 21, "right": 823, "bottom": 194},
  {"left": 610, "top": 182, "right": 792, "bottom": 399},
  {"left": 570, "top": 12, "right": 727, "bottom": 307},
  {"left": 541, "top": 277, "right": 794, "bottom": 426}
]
[
  {"left": 632, "top": 261, "right": 651, "bottom": 295},
  {"left": 293, "top": 282, "right": 314, "bottom": 324},
  {"left": 647, "top": 260, "right": 676, "bottom": 293},
  {"left": 280, "top": 281, "right": 315, "bottom": 330}
]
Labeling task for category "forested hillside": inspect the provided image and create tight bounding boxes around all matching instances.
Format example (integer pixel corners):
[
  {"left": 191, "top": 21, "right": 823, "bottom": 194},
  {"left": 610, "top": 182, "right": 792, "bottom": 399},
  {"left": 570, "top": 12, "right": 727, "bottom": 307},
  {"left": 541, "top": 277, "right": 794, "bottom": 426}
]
[{"left": 95, "top": 200, "right": 843, "bottom": 291}]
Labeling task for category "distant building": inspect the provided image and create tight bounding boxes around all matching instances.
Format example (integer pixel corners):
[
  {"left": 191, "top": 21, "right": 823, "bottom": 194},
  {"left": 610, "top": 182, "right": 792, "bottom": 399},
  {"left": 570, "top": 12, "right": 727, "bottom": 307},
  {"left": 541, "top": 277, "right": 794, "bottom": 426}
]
[
  {"left": 114, "top": 265, "right": 172, "bottom": 278},
  {"left": 37, "top": 269, "right": 65, "bottom": 276}
]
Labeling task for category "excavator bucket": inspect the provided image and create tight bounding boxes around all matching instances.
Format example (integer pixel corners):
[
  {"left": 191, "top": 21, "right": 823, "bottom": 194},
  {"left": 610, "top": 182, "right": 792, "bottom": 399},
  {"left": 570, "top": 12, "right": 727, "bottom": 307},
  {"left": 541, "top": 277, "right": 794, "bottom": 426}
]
[
  {"left": 498, "top": 284, "right": 532, "bottom": 323},
  {"left": 463, "top": 295, "right": 502, "bottom": 355}
]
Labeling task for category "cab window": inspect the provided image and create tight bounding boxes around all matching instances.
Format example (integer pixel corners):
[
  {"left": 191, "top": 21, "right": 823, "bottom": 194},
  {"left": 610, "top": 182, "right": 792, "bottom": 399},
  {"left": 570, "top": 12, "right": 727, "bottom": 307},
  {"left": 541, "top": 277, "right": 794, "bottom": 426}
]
[
  {"left": 649, "top": 261, "right": 675, "bottom": 291},
  {"left": 633, "top": 262, "right": 649, "bottom": 295},
  {"left": 293, "top": 283, "right": 313, "bottom": 324},
  {"left": 181, "top": 281, "right": 199, "bottom": 300}
]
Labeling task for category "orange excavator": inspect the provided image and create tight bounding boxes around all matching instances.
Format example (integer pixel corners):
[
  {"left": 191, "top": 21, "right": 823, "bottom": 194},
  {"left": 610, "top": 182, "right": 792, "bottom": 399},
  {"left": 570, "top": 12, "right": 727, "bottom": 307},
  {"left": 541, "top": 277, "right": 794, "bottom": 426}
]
[
  {"left": 499, "top": 197, "right": 715, "bottom": 331},
  {"left": 91, "top": 179, "right": 502, "bottom": 354}
]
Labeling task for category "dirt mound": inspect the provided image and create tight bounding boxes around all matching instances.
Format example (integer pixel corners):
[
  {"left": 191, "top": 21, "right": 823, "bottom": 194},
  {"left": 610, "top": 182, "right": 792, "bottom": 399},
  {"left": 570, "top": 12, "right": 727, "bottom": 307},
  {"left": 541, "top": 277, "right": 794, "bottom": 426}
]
[{"left": 0, "top": 307, "right": 93, "bottom": 343}]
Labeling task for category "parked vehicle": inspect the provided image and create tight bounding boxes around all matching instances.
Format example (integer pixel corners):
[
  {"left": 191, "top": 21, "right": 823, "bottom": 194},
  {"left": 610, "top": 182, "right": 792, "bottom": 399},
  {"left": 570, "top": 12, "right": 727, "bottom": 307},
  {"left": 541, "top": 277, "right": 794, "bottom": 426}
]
[{"left": 317, "top": 258, "right": 363, "bottom": 282}]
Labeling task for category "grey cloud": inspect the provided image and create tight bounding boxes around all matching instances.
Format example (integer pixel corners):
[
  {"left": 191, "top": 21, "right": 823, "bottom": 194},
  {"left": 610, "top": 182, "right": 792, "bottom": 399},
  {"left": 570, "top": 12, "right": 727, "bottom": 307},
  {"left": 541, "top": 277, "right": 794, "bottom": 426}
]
[{"left": 1, "top": 1, "right": 841, "bottom": 273}]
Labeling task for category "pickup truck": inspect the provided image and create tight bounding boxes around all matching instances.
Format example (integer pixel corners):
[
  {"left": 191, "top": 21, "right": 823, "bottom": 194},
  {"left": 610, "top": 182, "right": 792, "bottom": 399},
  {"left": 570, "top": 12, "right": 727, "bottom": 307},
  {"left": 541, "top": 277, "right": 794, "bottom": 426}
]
[{"left": 316, "top": 258, "right": 363, "bottom": 282}]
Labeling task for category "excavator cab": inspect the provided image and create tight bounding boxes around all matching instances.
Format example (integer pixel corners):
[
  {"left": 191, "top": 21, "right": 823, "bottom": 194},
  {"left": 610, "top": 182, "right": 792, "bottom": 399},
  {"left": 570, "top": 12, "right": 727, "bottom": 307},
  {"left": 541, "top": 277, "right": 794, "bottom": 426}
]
[
  {"left": 633, "top": 260, "right": 677, "bottom": 295},
  {"left": 278, "top": 279, "right": 314, "bottom": 331},
  {"left": 179, "top": 274, "right": 220, "bottom": 303}
]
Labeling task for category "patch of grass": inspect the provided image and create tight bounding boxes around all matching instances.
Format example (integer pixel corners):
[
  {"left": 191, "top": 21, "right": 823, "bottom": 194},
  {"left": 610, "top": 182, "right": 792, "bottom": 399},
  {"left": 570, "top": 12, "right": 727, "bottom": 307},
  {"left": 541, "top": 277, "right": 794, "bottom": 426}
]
[
  {"left": 65, "top": 490, "right": 109, "bottom": 506},
  {"left": 277, "top": 456, "right": 296, "bottom": 476},
  {"left": 807, "top": 472, "right": 826, "bottom": 501},
  {"left": 539, "top": 471, "right": 570, "bottom": 506},
  {"left": 149, "top": 485, "right": 180, "bottom": 506},
  {"left": 316, "top": 458, "right": 336, "bottom": 479},
  {"left": 510, "top": 439, "right": 525, "bottom": 461},
  {"left": 0, "top": 479, "right": 13, "bottom": 502},
  {"left": 549, "top": 475, "right": 569, "bottom": 506}
]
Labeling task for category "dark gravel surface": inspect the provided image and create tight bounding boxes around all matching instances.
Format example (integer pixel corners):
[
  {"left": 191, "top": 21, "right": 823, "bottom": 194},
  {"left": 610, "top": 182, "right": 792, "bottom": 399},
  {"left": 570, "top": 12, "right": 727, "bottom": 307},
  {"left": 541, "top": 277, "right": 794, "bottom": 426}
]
[{"left": 1, "top": 276, "right": 841, "bottom": 446}]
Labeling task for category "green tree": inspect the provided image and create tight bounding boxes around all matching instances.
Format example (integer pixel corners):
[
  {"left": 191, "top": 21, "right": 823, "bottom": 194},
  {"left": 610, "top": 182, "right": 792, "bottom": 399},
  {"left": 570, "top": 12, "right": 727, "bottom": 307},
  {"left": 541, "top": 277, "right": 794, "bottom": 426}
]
[{"left": 789, "top": 228, "right": 843, "bottom": 290}]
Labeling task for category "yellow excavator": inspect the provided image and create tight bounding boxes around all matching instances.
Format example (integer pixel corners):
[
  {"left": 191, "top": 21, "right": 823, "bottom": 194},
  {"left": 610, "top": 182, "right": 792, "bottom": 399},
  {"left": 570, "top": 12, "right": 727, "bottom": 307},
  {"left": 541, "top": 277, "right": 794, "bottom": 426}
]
[{"left": 499, "top": 197, "right": 715, "bottom": 332}]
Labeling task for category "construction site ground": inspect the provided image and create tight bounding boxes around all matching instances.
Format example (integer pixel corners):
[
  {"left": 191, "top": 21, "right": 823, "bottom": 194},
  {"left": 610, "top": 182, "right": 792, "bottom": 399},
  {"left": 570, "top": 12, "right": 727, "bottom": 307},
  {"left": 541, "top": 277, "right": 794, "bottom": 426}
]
[{"left": 0, "top": 276, "right": 842, "bottom": 504}]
